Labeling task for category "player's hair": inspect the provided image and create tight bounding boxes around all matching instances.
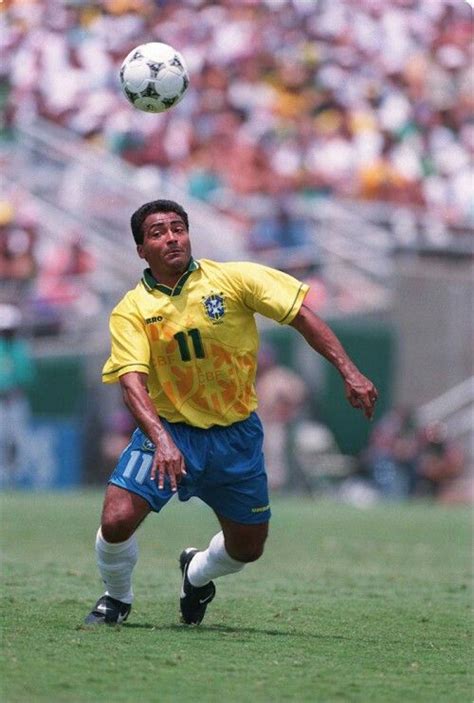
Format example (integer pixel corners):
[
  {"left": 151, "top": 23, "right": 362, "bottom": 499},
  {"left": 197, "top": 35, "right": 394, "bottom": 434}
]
[{"left": 130, "top": 199, "right": 189, "bottom": 244}]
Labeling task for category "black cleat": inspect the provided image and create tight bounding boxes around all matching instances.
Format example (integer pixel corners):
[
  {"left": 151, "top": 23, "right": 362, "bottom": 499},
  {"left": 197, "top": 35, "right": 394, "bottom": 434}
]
[
  {"left": 179, "top": 548, "right": 216, "bottom": 625},
  {"left": 84, "top": 595, "right": 131, "bottom": 626}
]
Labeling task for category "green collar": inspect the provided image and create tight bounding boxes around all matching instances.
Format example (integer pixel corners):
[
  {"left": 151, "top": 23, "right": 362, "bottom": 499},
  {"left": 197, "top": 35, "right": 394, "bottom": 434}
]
[{"left": 141, "top": 258, "right": 199, "bottom": 296}]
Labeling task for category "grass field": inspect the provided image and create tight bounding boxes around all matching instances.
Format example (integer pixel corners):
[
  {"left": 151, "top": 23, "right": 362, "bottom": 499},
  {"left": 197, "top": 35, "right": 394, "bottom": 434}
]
[{"left": 1, "top": 491, "right": 472, "bottom": 703}]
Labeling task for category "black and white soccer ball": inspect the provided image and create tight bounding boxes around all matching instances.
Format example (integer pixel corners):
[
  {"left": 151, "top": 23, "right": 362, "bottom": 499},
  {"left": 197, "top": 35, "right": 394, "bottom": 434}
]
[{"left": 119, "top": 42, "right": 189, "bottom": 113}]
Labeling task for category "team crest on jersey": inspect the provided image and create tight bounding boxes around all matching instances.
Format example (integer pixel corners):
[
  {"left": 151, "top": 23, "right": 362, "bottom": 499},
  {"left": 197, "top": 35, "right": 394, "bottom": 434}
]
[
  {"left": 202, "top": 292, "right": 226, "bottom": 323},
  {"left": 142, "top": 437, "right": 156, "bottom": 452}
]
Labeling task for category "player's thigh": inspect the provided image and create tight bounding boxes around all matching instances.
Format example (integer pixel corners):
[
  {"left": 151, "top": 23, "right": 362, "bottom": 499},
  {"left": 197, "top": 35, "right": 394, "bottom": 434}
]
[
  {"left": 216, "top": 512, "right": 269, "bottom": 563},
  {"left": 101, "top": 484, "right": 151, "bottom": 542}
]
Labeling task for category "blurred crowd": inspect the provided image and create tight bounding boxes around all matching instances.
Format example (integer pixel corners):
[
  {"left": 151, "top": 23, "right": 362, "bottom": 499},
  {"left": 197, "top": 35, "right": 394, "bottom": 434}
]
[
  {"left": 254, "top": 347, "right": 467, "bottom": 502},
  {"left": 0, "top": 187, "right": 98, "bottom": 335},
  {"left": 1, "top": 0, "right": 471, "bottom": 498},
  {"left": 3, "top": 0, "right": 473, "bottom": 231},
  {"left": 360, "top": 406, "right": 466, "bottom": 502}
]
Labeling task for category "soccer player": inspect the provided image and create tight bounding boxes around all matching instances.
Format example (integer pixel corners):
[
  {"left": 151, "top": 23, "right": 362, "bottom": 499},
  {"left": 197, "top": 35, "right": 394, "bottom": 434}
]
[{"left": 84, "top": 199, "right": 378, "bottom": 626}]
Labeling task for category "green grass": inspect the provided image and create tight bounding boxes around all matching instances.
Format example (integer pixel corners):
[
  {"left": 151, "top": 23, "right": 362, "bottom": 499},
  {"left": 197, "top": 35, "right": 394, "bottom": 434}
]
[{"left": 1, "top": 492, "right": 472, "bottom": 702}]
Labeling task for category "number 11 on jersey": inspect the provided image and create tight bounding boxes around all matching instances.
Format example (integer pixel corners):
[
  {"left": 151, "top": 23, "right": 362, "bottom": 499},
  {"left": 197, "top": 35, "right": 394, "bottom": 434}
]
[{"left": 173, "top": 328, "right": 205, "bottom": 361}]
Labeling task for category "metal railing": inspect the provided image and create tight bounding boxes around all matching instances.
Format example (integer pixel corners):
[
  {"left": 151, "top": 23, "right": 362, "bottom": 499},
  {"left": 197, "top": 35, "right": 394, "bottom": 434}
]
[
  {"left": 11, "top": 117, "right": 471, "bottom": 321},
  {"left": 418, "top": 377, "right": 474, "bottom": 425},
  {"left": 417, "top": 377, "right": 474, "bottom": 463},
  {"left": 7, "top": 119, "right": 394, "bottom": 315},
  {"left": 8, "top": 119, "right": 246, "bottom": 264}
]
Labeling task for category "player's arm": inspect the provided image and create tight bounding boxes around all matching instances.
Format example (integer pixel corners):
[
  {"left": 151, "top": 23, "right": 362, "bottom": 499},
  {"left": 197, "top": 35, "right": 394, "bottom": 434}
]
[
  {"left": 290, "top": 302, "right": 378, "bottom": 419},
  {"left": 119, "top": 371, "right": 186, "bottom": 491}
]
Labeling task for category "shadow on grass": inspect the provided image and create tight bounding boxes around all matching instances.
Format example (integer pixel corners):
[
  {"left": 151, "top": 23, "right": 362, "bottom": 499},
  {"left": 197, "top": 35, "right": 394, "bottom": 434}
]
[{"left": 123, "top": 622, "right": 357, "bottom": 641}]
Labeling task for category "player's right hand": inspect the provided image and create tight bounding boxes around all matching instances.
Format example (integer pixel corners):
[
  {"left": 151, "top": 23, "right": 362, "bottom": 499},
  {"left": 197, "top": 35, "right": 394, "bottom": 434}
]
[{"left": 150, "top": 430, "right": 187, "bottom": 492}]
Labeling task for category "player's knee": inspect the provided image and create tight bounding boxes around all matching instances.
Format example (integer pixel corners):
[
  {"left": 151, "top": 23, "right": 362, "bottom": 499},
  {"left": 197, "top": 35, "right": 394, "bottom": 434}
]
[
  {"left": 100, "top": 485, "right": 150, "bottom": 543},
  {"left": 227, "top": 534, "right": 267, "bottom": 563},
  {"left": 101, "top": 512, "right": 136, "bottom": 543},
  {"left": 237, "top": 542, "right": 265, "bottom": 563}
]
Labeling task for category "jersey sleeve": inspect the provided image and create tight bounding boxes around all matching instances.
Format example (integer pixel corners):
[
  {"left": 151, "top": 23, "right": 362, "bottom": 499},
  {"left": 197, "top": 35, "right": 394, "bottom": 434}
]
[
  {"left": 236, "top": 262, "right": 309, "bottom": 324},
  {"left": 102, "top": 305, "right": 150, "bottom": 385}
]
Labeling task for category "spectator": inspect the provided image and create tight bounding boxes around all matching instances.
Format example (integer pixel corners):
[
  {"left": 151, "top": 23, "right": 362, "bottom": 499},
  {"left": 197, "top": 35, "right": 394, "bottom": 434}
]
[
  {"left": 363, "top": 406, "right": 420, "bottom": 499},
  {"left": 247, "top": 199, "right": 314, "bottom": 253},
  {"left": 0, "top": 304, "right": 35, "bottom": 485},
  {"left": 37, "top": 232, "right": 95, "bottom": 298},
  {"left": 34, "top": 232, "right": 100, "bottom": 330},
  {"left": 356, "top": 133, "right": 424, "bottom": 206},
  {"left": 100, "top": 407, "right": 136, "bottom": 479},
  {"left": 0, "top": 201, "right": 16, "bottom": 283},
  {"left": 0, "top": 200, "right": 37, "bottom": 294},
  {"left": 364, "top": 408, "right": 467, "bottom": 502},
  {"left": 255, "top": 344, "right": 307, "bottom": 491},
  {"left": 415, "top": 421, "right": 465, "bottom": 499}
]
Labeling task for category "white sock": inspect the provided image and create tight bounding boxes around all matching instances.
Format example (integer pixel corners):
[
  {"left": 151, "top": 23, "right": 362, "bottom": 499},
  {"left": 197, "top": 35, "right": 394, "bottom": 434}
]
[
  {"left": 95, "top": 528, "right": 138, "bottom": 604},
  {"left": 187, "top": 531, "right": 245, "bottom": 587}
]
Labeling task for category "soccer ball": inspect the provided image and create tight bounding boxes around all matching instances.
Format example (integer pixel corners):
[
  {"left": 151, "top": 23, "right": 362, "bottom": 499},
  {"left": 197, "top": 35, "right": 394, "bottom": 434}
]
[{"left": 119, "top": 42, "right": 189, "bottom": 113}]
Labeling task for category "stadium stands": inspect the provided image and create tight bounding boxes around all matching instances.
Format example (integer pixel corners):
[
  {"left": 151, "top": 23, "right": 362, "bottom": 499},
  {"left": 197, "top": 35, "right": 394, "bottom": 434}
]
[
  {"left": 3, "top": 0, "right": 473, "bottom": 230},
  {"left": 2, "top": 0, "right": 472, "bottom": 488}
]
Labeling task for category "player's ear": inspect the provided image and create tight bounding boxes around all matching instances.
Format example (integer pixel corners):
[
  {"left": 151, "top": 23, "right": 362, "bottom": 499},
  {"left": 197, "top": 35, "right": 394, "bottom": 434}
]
[{"left": 137, "top": 245, "right": 146, "bottom": 260}]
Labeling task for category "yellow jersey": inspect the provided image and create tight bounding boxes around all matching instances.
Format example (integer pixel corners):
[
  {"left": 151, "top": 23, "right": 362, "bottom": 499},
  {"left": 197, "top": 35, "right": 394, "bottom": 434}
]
[{"left": 102, "top": 258, "right": 308, "bottom": 428}]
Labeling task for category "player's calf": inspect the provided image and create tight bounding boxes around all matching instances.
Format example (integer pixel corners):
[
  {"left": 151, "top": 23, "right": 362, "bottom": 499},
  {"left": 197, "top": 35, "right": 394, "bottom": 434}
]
[{"left": 218, "top": 516, "right": 269, "bottom": 563}]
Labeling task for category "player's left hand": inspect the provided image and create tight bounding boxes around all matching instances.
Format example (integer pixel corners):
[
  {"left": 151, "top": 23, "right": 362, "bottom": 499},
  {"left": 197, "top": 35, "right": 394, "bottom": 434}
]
[{"left": 343, "top": 372, "right": 378, "bottom": 420}]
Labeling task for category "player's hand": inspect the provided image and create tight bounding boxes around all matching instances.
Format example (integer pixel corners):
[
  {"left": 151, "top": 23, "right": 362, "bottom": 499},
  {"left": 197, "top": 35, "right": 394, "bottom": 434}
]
[
  {"left": 150, "top": 431, "right": 186, "bottom": 492},
  {"left": 343, "top": 372, "right": 378, "bottom": 420}
]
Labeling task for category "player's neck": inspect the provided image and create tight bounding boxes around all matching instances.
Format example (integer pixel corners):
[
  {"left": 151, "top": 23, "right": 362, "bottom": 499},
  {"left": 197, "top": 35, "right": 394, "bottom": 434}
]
[{"left": 150, "top": 266, "right": 186, "bottom": 289}]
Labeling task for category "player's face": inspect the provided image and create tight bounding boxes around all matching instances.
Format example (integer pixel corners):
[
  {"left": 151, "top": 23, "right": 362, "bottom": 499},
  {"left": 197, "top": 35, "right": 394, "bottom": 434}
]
[{"left": 138, "top": 211, "right": 192, "bottom": 281}]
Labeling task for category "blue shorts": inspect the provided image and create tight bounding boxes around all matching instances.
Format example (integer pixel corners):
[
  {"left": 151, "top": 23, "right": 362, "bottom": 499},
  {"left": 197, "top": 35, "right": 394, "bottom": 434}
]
[{"left": 108, "top": 412, "right": 271, "bottom": 525}]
